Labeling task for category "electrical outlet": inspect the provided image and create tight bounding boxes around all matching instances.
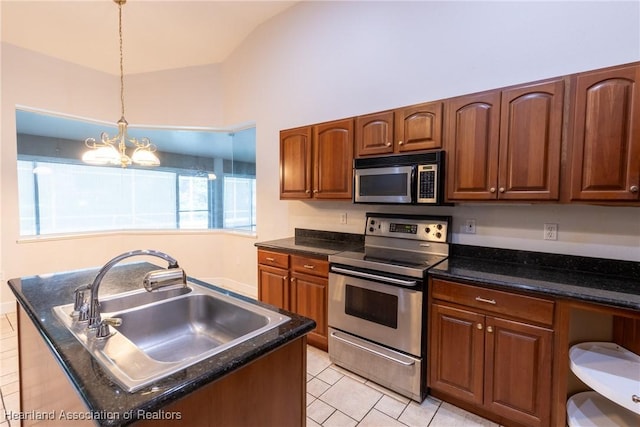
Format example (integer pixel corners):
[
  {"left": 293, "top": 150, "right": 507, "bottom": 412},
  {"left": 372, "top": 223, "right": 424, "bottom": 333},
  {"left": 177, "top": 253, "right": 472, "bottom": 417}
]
[
  {"left": 544, "top": 223, "right": 558, "bottom": 240},
  {"left": 340, "top": 212, "right": 347, "bottom": 224},
  {"left": 463, "top": 219, "right": 476, "bottom": 234}
]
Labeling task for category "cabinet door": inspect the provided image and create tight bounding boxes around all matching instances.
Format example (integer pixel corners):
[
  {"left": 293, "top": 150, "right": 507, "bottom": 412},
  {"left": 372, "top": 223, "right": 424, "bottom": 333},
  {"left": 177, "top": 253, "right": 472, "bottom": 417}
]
[
  {"left": 445, "top": 91, "right": 501, "bottom": 200},
  {"left": 395, "top": 101, "right": 443, "bottom": 152},
  {"left": 280, "top": 127, "right": 312, "bottom": 199},
  {"left": 355, "top": 111, "right": 395, "bottom": 157},
  {"left": 258, "top": 264, "right": 289, "bottom": 311},
  {"left": 498, "top": 79, "right": 564, "bottom": 200},
  {"left": 569, "top": 63, "right": 640, "bottom": 201},
  {"left": 484, "top": 316, "right": 553, "bottom": 427},
  {"left": 313, "top": 119, "right": 354, "bottom": 199},
  {"left": 429, "top": 303, "right": 485, "bottom": 405},
  {"left": 291, "top": 272, "right": 328, "bottom": 351}
]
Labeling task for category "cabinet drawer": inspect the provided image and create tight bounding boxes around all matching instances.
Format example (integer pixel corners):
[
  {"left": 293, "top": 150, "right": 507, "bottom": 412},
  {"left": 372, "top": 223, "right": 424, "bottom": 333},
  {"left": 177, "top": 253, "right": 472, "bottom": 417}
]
[
  {"left": 431, "top": 279, "right": 554, "bottom": 326},
  {"left": 291, "top": 255, "right": 329, "bottom": 277},
  {"left": 258, "top": 250, "right": 289, "bottom": 269}
]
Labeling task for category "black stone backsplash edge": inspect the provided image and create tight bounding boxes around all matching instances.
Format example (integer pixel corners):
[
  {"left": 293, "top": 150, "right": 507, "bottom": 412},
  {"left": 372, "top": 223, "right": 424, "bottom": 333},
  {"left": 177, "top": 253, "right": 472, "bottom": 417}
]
[
  {"left": 294, "top": 228, "right": 364, "bottom": 245},
  {"left": 451, "top": 244, "right": 640, "bottom": 279}
]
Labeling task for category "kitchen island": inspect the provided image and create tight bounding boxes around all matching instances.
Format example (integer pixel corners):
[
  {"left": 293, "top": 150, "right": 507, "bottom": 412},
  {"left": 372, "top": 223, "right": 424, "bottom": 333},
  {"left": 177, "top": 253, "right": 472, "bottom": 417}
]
[{"left": 7, "top": 262, "right": 315, "bottom": 426}]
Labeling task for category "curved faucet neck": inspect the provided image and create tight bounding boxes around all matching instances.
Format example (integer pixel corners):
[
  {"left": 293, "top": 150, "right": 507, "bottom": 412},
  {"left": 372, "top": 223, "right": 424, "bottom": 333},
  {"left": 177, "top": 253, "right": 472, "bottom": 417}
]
[{"left": 88, "top": 249, "right": 180, "bottom": 328}]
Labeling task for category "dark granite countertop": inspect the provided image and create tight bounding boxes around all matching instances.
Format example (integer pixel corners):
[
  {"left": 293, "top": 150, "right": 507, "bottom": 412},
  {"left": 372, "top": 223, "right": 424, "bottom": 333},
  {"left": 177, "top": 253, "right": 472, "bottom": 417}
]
[
  {"left": 7, "top": 262, "right": 315, "bottom": 426},
  {"left": 431, "top": 245, "right": 640, "bottom": 311},
  {"left": 255, "top": 228, "right": 364, "bottom": 258}
]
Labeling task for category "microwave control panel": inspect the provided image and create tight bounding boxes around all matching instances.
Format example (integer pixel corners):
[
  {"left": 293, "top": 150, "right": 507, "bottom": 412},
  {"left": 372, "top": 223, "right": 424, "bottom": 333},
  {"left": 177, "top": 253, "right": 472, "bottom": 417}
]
[{"left": 416, "top": 164, "right": 438, "bottom": 204}]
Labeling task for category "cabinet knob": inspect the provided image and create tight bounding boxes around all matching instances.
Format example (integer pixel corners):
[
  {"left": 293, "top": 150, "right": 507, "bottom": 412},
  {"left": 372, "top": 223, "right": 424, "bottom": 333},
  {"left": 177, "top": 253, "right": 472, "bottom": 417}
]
[
  {"left": 490, "top": 187, "right": 496, "bottom": 193},
  {"left": 476, "top": 323, "right": 483, "bottom": 330},
  {"left": 398, "top": 140, "right": 404, "bottom": 146},
  {"left": 305, "top": 190, "right": 311, "bottom": 194},
  {"left": 385, "top": 142, "right": 392, "bottom": 147},
  {"left": 487, "top": 326, "right": 494, "bottom": 333},
  {"left": 631, "top": 185, "right": 639, "bottom": 193},
  {"left": 290, "top": 277, "right": 295, "bottom": 282},
  {"left": 499, "top": 187, "right": 505, "bottom": 193},
  {"left": 313, "top": 189, "right": 318, "bottom": 194}
]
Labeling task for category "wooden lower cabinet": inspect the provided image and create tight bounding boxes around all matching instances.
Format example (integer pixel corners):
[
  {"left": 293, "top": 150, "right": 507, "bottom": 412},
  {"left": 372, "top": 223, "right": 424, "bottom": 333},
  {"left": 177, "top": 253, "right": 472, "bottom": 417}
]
[
  {"left": 429, "top": 279, "right": 554, "bottom": 427},
  {"left": 257, "top": 249, "right": 329, "bottom": 350}
]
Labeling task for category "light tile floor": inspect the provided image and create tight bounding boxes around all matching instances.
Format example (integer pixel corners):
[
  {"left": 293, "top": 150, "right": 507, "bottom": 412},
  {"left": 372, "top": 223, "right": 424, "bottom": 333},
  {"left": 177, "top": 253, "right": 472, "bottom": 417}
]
[
  {"left": 0, "top": 312, "right": 498, "bottom": 427},
  {"left": 0, "top": 311, "right": 19, "bottom": 427}
]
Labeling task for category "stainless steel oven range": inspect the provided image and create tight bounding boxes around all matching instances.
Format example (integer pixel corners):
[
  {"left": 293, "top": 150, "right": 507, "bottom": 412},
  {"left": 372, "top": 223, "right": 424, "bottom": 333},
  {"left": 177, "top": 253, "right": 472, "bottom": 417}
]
[{"left": 328, "top": 213, "right": 450, "bottom": 401}]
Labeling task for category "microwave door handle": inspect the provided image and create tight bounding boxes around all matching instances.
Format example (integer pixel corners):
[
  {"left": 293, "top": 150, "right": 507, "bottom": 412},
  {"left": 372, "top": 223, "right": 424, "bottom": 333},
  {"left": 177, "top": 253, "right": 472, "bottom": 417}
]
[
  {"left": 330, "top": 266, "right": 418, "bottom": 287},
  {"left": 411, "top": 166, "right": 417, "bottom": 203}
]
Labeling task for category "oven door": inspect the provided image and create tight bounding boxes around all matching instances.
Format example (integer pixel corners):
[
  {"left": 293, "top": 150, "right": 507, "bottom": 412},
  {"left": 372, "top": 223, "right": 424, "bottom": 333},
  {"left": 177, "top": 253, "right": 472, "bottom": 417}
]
[
  {"left": 328, "top": 266, "right": 423, "bottom": 357},
  {"left": 353, "top": 165, "right": 414, "bottom": 204}
]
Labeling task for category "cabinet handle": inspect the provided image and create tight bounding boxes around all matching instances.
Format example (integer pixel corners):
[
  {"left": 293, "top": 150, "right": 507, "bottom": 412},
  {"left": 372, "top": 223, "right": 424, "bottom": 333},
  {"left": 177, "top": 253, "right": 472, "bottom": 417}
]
[
  {"left": 313, "top": 189, "right": 318, "bottom": 194},
  {"left": 632, "top": 394, "right": 640, "bottom": 403},
  {"left": 631, "top": 185, "right": 639, "bottom": 193},
  {"left": 305, "top": 190, "right": 311, "bottom": 194},
  {"left": 499, "top": 187, "right": 505, "bottom": 193},
  {"left": 290, "top": 277, "right": 295, "bottom": 282},
  {"left": 475, "top": 296, "right": 497, "bottom": 305},
  {"left": 490, "top": 187, "right": 496, "bottom": 193},
  {"left": 476, "top": 323, "right": 483, "bottom": 330},
  {"left": 487, "top": 326, "right": 494, "bottom": 333},
  {"left": 303, "top": 264, "right": 315, "bottom": 269},
  {"left": 398, "top": 140, "right": 404, "bottom": 145},
  {"left": 266, "top": 257, "right": 275, "bottom": 262},
  {"left": 385, "top": 142, "right": 392, "bottom": 147}
]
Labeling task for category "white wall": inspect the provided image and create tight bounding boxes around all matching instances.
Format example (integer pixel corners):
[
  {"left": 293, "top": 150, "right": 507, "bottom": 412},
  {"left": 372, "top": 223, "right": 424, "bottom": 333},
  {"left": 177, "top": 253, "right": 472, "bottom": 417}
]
[{"left": 222, "top": 1, "right": 640, "bottom": 263}]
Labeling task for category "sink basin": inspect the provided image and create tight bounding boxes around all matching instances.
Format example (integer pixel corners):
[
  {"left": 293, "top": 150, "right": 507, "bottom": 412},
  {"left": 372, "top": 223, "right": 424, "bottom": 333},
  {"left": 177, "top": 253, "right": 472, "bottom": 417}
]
[
  {"left": 53, "top": 282, "right": 289, "bottom": 392},
  {"left": 114, "top": 294, "right": 270, "bottom": 363}
]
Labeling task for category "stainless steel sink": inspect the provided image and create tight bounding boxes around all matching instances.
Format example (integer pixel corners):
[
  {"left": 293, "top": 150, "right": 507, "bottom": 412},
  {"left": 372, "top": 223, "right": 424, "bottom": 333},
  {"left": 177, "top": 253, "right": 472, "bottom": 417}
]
[
  {"left": 53, "top": 282, "right": 289, "bottom": 392},
  {"left": 114, "top": 294, "right": 271, "bottom": 363}
]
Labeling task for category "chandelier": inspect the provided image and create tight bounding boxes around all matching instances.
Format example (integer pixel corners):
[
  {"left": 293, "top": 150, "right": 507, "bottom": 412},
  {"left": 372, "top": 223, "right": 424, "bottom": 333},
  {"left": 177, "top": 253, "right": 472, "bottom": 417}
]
[{"left": 82, "top": 0, "right": 159, "bottom": 168}]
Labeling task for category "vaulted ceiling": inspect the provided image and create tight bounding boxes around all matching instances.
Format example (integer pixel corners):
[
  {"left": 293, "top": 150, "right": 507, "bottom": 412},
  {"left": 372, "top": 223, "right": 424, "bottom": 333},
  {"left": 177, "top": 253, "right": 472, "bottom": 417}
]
[{"left": 1, "top": 0, "right": 298, "bottom": 75}]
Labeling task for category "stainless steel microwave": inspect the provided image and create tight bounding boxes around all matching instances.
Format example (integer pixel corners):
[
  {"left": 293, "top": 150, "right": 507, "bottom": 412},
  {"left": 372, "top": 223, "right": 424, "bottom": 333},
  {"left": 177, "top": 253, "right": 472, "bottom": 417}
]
[{"left": 353, "top": 151, "right": 445, "bottom": 204}]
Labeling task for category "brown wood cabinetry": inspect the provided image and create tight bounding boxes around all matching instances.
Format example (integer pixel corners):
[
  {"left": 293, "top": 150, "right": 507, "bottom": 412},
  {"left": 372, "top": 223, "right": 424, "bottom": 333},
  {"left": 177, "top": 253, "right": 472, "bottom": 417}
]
[
  {"left": 257, "top": 249, "right": 329, "bottom": 350},
  {"left": 429, "top": 278, "right": 554, "bottom": 427},
  {"left": 280, "top": 118, "right": 354, "bottom": 200},
  {"left": 446, "top": 79, "right": 564, "bottom": 201},
  {"left": 355, "top": 102, "right": 442, "bottom": 157},
  {"left": 566, "top": 63, "right": 640, "bottom": 202}
]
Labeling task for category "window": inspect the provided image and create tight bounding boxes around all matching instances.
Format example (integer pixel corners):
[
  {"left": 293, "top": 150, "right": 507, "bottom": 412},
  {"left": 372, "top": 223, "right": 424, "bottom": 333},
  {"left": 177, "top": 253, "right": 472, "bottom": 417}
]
[{"left": 16, "top": 109, "right": 256, "bottom": 236}]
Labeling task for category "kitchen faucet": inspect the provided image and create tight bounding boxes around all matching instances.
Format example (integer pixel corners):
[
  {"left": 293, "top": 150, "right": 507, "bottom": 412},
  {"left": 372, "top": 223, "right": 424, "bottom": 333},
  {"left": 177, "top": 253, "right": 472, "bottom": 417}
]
[{"left": 78, "top": 249, "right": 186, "bottom": 339}]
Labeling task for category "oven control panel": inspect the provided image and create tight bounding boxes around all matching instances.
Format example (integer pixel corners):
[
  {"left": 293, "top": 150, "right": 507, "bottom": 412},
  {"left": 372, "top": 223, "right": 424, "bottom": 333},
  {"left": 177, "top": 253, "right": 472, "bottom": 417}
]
[{"left": 366, "top": 216, "right": 449, "bottom": 242}]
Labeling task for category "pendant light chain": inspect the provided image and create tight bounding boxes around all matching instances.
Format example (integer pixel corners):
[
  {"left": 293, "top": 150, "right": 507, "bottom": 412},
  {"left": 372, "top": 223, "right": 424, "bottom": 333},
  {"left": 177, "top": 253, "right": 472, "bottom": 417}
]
[{"left": 118, "top": 0, "right": 126, "bottom": 120}]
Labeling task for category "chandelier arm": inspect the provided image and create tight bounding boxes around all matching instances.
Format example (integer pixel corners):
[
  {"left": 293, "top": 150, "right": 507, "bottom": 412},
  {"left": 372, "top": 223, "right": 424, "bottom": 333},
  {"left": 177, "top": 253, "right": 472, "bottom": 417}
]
[{"left": 118, "top": 0, "right": 125, "bottom": 119}]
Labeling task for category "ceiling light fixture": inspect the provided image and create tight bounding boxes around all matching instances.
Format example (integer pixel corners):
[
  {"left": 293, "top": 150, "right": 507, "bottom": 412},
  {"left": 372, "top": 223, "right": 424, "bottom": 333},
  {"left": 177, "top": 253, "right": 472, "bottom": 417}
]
[{"left": 82, "top": 0, "right": 159, "bottom": 168}]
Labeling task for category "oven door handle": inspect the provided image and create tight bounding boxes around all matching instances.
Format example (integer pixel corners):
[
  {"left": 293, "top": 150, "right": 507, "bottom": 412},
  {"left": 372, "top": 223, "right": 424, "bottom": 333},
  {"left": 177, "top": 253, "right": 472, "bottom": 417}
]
[
  {"left": 330, "top": 331, "right": 415, "bottom": 366},
  {"left": 330, "top": 266, "right": 418, "bottom": 287}
]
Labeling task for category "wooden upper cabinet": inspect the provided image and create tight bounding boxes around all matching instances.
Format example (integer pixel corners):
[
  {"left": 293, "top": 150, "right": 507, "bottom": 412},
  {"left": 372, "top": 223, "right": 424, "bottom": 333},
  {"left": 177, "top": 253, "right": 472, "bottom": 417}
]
[
  {"left": 498, "top": 79, "right": 564, "bottom": 200},
  {"left": 280, "top": 127, "right": 312, "bottom": 199},
  {"left": 567, "top": 63, "right": 640, "bottom": 202},
  {"left": 395, "top": 101, "right": 443, "bottom": 152},
  {"left": 355, "top": 111, "right": 395, "bottom": 156},
  {"left": 312, "top": 118, "right": 354, "bottom": 199},
  {"left": 446, "top": 79, "right": 564, "bottom": 201},
  {"left": 355, "top": 102, "right": 443, "bottom": 157},
  {"left": 445, "top": 91, "right": 501, "bottom": 200},
  {"left": 280, "top": 119, "right": 354, "bottom": 200}
]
